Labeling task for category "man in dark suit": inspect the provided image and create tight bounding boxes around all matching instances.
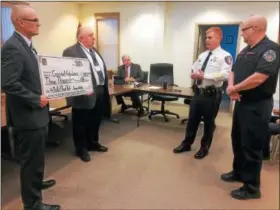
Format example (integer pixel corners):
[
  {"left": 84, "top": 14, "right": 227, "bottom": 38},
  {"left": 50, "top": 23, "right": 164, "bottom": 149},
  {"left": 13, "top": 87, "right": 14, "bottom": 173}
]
[
  {"left": 115, "top": 55, "right": 144, "bottom": 112},
  {"left": 1, "top": 5, "right": 60, "bottom": 210},
  {"left": 62, "top": 26, "right": 111, "bottom": 162}
]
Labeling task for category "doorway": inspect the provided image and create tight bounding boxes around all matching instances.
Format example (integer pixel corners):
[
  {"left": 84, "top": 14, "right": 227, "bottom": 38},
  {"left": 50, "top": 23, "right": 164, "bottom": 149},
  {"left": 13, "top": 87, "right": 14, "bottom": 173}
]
[{"left": 195, "top": 23, "right": 240, "bottom": 112}]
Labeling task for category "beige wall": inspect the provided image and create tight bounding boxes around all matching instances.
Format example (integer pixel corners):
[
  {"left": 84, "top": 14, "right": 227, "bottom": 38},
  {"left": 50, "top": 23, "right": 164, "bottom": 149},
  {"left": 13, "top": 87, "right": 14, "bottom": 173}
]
[
  {"left": 30, "top": 2, "right": 79, "bottom": 56},
  {"left": 80, "top": 2, "right": 166, "bottom": 70}
]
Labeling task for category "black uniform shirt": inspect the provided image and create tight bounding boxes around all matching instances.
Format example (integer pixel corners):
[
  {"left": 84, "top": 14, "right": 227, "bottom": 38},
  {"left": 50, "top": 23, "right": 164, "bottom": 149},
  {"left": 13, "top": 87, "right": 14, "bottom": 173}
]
[{"left": 232, "top": 36, "right": 279, "bottom": 101}]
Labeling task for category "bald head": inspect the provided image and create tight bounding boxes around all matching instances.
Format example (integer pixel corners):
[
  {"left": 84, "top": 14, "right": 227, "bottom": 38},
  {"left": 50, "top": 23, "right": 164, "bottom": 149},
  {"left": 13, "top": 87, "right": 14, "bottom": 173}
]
[
  {"left": 77, "top": 26, "right": 93, "bottom": 39},
  {"left": 11, "top": 5, "right": 35, "bottom": 27},
  {"left": 11, "top": 5, "right": 40, "bottom": 39},
  {"left": 241, "top": 15, "right": 267, "bottom": 46},
  {"left": 243, "top": 15, "right": 267, "bottom": 32},
  {"left": 77, "top": 26, "right": 95, "bottom": 48}
]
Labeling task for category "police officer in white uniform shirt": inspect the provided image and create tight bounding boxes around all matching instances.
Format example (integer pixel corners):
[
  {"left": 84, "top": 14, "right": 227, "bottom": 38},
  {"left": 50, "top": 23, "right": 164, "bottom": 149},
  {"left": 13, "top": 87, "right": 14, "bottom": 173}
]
[{"left": 173, "top": 27, "right": 233, "bottom": 159}]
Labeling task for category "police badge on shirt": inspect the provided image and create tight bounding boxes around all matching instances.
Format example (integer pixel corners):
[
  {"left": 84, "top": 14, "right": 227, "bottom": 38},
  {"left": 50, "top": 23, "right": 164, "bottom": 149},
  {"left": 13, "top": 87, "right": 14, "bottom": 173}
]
[{"left": 263, "top": 49, "right": 276, "bottom": 62}]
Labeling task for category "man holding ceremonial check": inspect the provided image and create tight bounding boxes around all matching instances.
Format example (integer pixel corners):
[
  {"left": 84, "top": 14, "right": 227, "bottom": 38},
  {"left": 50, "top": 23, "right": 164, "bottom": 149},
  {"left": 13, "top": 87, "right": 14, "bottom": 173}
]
[{"left": 63, "top": 26, "right": 111, "bottom": 162}]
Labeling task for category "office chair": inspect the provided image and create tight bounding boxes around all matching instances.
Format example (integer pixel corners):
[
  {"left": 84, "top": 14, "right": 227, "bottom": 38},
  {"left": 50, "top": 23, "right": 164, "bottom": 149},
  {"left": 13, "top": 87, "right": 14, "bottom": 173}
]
[
  {"left": 148, "top": 63, "right": 180, "bottom": 122},
  {"left": 118, "top": 71, "right": 149, "bottom": 113}
]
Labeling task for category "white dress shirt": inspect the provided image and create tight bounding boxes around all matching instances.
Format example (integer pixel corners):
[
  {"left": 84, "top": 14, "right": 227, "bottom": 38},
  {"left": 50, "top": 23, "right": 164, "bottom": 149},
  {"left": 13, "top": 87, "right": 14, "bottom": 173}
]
[
  {"left": 191, "top": 46, "right": 233, "bottom": 88},
  {"left": 15, "top": 31, "right": 38, "bottom": 58},
  {"left": 15, "top": 31, "right": 31, "bottom": 47},
  {"left": 79, "top": 43, "right": 105, "bottom": 86}
]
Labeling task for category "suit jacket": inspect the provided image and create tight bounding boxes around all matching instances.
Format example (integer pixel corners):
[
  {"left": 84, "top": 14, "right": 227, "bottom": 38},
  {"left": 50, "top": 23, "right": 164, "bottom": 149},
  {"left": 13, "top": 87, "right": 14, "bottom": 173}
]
[
  {"left": 62, "top": 43, "right": 111, "bottom": 117},
  {"left": 117, "top": 63, "right": 144, "bottom": 82},
  {"left": 1, "top": 32, "right": 49, "bottom": 130}
]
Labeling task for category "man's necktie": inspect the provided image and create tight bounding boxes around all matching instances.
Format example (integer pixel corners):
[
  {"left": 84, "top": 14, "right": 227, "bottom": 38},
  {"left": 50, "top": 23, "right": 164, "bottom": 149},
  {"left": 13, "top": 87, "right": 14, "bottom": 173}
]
[
  {"left": 89, "top": 49, "right": 104, "bottom": 85},
  {"left": 196, "top": 51, "right": 212, "bottom": 86},
  {"left": 125, "top": 66, "right": 128, "bottom": 78},
  {"left": 30, "top": 43, "right": 38, "bottom": 58}
]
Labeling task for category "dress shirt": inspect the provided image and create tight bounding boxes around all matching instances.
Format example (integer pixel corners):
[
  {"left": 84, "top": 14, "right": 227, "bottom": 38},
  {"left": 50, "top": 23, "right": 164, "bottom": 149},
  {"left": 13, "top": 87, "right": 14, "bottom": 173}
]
[{"left": 191, "top": 46, "right": 233, "bottom": 88}]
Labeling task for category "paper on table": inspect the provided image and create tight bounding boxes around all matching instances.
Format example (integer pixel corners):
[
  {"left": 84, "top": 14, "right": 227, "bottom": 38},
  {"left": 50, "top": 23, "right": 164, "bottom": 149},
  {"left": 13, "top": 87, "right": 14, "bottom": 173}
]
[{"left": 148, "top": 86, "right": 161, "bottom": 90}]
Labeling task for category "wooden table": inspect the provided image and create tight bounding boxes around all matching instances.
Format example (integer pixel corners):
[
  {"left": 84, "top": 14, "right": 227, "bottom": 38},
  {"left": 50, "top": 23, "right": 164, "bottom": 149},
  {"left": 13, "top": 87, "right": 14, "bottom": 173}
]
[
  {"left": 109, "top": 84, "right": 134, "bottom": 96},
  {"left": 135, "top": 84, "right": 194, "bottom": 98}
]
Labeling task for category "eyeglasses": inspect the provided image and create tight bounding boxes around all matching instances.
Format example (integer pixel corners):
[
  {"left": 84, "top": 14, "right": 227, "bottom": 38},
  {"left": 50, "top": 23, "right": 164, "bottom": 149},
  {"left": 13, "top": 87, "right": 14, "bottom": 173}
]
[
  {"left": 241, "top": 26, "right": 253, "bottom": 32},
  {"left": 21, "top": 18, "right": 39, "bottom": 23}
]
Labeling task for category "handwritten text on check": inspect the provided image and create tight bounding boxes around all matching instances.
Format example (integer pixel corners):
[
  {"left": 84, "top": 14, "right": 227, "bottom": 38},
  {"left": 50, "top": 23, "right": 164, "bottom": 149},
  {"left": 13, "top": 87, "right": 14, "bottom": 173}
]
[{"left": 38, "top": 55, "right": 93, "bottom": 99}]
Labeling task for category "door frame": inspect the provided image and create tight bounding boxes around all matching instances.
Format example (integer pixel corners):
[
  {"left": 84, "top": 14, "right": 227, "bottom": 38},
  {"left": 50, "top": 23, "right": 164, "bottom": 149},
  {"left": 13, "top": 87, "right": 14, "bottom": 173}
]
[{"left": 193, "top": 21, "right": 242, "bottom": 113}]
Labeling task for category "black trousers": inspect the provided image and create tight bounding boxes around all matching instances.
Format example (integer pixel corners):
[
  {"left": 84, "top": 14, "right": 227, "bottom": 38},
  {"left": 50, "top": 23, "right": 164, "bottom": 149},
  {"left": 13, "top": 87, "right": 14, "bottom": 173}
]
[
  {"left": 72, "top": 86, "right": 104, "bottom": 154},
  {"left": 231, "top": 98, "right": 273, "bottom": 188},
  {"left": 14, "top": 126, "right": 48, "bottom": 208},
  {"left": 115, "top": 92, "right": 142, "bottom": 108},
  {"left": 182, "top": 91, "right": 221, "bottom": 151}
]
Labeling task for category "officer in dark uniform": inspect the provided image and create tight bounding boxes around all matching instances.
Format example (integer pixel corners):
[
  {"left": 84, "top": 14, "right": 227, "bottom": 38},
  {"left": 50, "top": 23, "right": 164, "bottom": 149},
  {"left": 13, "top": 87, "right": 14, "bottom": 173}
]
[
  {"left": 221, "top": 15, "right": 279, "bottom": 200},
  {"left": 173, "top": 27, "right": 232, "bottom": 159}
]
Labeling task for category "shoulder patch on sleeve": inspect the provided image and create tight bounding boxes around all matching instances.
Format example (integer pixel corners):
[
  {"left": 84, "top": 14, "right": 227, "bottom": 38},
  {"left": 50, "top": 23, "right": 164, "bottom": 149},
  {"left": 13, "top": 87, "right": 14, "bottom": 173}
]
[
  {"left": 263, "top": 49, "right": 276, "bottom": 62},
  {"left": 225, "top": 55, "right": 232, "bottom": 65}
]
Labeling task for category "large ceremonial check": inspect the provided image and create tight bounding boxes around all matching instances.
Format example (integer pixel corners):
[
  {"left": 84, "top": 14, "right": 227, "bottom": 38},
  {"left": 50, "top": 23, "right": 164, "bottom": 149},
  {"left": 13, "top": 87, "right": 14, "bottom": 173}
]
[{"left": 38, "top": 55, "right": 93, "bottom": 99}]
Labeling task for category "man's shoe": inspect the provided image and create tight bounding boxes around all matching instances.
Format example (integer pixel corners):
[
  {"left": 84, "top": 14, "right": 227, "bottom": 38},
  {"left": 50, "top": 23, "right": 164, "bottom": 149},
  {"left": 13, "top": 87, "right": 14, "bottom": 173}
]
[
  {"left": 42, "top": 179, "right": 56, "bottom": 190},
  {"left": 173, "top": 144, "right": 191, "bottom": 153},
  {"left": 194, "top": 149, "right": 208, "bottom": 159},
  {"left": 25, "top": 203, "right": 60, "bottom": 210},
  {"left": 231, "top": 185, "right": 261, "bottom": 200},
  {"left": 78, "top": 151, "right": 91, "bottom": 162},
  {"left": 221, "top": 171, "right": 242, "bottom": 182},
  {"left": 89, "top": 143, "right": 108, "bottom": 152}
]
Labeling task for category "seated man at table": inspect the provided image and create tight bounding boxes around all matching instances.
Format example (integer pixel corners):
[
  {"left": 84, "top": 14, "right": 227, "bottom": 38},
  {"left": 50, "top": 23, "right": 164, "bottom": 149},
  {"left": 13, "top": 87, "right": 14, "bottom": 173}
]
[
  {"left": 115, "top": 55, "right": 144, "bottom": 112},
  {"left": 263, "top": 108, "right": 280, "bottom": 159}
]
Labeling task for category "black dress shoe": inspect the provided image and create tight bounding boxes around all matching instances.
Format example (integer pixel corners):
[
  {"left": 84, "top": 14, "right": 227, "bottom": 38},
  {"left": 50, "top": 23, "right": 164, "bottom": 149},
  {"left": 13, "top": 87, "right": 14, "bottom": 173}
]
[
  {"left": 173, "top": 144, "right": 191, "bottom": 153},
  {"left": 194, "top": 149, "right": 208, "bottom": 159},
  {"left": 25, "top": 203, "right": 60, "bottom": 210},
  {"left": 221, "top": 171, "right": 242, "bottom": 182},
  {"left": 77, "top": 151, "right": 91, "bottom": 162},
  {"left": 41, "top": 179, "right": 56, "bottom": 190},
  {"left": 231, "top": 185, "right": 261, "bottom": 200},
  {"left": 89, "top": 143, "right": 108, "bottom": 152}
]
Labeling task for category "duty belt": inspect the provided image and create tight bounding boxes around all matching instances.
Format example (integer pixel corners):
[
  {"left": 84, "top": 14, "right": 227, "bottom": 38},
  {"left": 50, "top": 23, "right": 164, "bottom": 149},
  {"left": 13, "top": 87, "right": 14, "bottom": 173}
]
[{"left": 192, "top": 84, "right": 222, "bottom": 97}]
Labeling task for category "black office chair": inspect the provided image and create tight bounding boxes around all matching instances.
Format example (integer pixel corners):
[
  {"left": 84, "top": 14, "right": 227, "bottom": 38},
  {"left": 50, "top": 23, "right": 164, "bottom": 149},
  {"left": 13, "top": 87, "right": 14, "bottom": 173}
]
[
  {"left": 118, "top": 71, "right": 149, "bottom": 114},
  {"left": 148, "top": 63, "right": 180, "bottom": 122}
]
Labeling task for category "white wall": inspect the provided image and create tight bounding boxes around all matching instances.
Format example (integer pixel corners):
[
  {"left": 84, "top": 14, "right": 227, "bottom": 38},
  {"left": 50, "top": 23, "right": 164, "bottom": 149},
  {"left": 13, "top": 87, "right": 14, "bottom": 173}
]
[
  {"left": 30, "top": 2, "right": 79, "bottom": 56},
  {"left": 80, "top": 1, "right": 279, "bottom": 102},
  {"left": 80, "top": 2, "right": 166, "bottom": 71}
]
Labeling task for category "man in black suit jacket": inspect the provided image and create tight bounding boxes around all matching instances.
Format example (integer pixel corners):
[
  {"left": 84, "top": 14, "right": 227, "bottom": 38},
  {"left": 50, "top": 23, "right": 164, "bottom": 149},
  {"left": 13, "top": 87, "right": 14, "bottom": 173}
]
[
  {"left": 1, "top": 5, "right": 60, "bottom": 210},
  {"left": 62, "top": 26, "right": 110, "bottom": 162},
  {"left": 115, "top": 55, "right": 144, "bottom": 112}
]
